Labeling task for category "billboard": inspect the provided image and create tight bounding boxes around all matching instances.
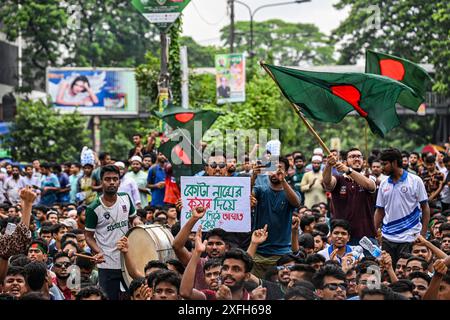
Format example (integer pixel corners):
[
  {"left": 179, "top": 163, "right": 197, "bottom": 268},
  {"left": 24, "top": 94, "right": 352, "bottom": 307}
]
[
  {"left": 215, "top": 53, "right": 246, "bottom": 104},
  {"left": 46, "top": 68, "right": 138, "bottom": 115}
]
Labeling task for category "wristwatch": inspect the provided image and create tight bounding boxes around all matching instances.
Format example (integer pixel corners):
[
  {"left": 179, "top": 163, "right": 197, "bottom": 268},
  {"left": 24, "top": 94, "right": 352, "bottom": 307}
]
[{"left": 346, "top": 167, "right": 353, "bottom": 175}]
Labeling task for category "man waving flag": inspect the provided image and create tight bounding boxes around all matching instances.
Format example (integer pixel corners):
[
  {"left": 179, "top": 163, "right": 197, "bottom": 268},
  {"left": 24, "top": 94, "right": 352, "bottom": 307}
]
[{"left": 261, "top": 63, "right": 423, "bottom": 137}]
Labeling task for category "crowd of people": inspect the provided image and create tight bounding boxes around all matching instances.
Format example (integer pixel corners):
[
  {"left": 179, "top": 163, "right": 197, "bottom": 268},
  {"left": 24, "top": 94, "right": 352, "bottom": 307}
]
[{"left": 0, "top": 131, "right": 450, "bottom": 301}]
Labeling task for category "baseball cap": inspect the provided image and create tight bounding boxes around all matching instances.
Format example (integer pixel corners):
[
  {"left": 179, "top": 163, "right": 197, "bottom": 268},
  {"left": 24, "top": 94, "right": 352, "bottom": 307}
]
[{"left": 61, "top": 218, "right": 77, "bottom": 230}]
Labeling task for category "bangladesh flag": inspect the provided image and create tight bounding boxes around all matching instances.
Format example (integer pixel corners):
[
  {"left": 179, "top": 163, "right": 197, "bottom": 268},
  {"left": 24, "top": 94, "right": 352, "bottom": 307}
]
[
  {"left": 366, "top": 49, "right": 432, "bottom": 108},
  {"left": 154, "top": 104, "right": 220, "bottom": 182},
  {"left": 262, "top": 63, "right": 422, "bottom": 137}
]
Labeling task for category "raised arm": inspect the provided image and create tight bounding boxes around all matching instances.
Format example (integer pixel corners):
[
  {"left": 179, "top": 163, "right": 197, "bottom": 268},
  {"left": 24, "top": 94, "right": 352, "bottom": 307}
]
[
  {"left": 172, "top": 207, "right": 205, "bottom": 266},
  {"left": 278, "top": 165, "right": 300, "bottom": 207},
  {"left": 334, "top": 161, "right": 376, "bottom": 192},
  {"left": 415, "top": 234, "right": 448, "bottom": 260},
  {"left": 19, "top": 187, "right": 37, "bottom": 228},
  {"left": 180, "top": 226, "right": 207, "bottom": 300},
  {"left": 323, "top": 155, "right": 337, "bottom": 191},
  {"left": 247, "top": 225, "right": 268, "bottom": 258},
  {"left": 424, "top": 259, "right": 447, "bottom": 300}
]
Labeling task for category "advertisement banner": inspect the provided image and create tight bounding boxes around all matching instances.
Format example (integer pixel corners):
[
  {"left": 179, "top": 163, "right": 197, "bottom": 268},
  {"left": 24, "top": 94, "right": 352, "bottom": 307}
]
[
  {"left": 215, "top": 53, "right": 246, "bottom": 104},
  {"left": 46, "top": 68, "right": 138, "bottom": 115},
  {"left": 180, "top": 176, "right": 251, "bottom": 232}
]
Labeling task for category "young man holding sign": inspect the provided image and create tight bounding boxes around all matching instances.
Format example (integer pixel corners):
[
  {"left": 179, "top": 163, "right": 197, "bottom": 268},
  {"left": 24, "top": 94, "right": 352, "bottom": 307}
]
[{"left": 251, "top": 157, "right": 301, "bottom": 278}]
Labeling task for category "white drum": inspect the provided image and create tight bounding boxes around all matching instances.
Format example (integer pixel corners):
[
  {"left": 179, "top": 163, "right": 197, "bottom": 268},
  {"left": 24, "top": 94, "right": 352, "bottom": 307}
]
[{"left": 121, "top": 224, "right": 175, "bottom": 287}]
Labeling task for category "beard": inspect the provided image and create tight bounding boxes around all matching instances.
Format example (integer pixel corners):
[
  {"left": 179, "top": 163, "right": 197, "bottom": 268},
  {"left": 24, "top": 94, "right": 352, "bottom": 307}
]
[
  {"left": 228, "top": 166, "right": 236, "bottom": 174},
  {"left": 312, "top": 166, "right": 320, "bottom": 173},
  {"left": 57, "top": 273, "right": 70, "bottom": 280},
  {"left": 224, "top": 277, "right": 245, "bottom": 292},
  {"left": 104, "top": 187, "right": 118, "bottom": 195}
]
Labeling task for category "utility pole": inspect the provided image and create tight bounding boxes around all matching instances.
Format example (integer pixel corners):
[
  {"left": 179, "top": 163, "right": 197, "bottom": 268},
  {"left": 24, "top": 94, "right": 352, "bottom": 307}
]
[{"left": 229, "top": 0, "right": 235, "bottom": 53}]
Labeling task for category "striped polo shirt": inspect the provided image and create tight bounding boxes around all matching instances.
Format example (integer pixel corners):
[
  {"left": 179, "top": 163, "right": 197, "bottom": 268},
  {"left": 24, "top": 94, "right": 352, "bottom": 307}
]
[{"left": 376, "top": 170, "right": 428, "bottom": 243}]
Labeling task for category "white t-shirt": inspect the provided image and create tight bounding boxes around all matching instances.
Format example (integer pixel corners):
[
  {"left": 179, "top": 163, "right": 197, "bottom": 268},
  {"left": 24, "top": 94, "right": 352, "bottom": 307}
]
[
  {"left": 85, "top": 193, "right": 136, "bottom": 269},
  {"left": 376, "top": 171, "right": 428, "bottom": 243}
]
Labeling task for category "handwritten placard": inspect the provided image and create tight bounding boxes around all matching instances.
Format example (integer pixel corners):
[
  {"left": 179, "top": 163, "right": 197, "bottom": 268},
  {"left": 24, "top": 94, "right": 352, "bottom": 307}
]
[{"left": 180, "top": 176, "right": 251, "bottom": 232}]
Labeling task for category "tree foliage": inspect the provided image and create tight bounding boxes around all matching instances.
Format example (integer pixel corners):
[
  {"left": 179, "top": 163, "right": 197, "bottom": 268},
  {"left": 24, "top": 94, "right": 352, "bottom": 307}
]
[
  {"left": 220, "top": 19, "right": 335, "bottom": 66},
  {"left": 6, "top": 100, "right": 89, "bottom": 162}
]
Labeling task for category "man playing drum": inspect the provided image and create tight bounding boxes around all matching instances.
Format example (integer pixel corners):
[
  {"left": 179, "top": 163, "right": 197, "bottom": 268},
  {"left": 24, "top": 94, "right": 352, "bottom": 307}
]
[{"left": 85, "top": 165, "right": 137, "bottom": 300}]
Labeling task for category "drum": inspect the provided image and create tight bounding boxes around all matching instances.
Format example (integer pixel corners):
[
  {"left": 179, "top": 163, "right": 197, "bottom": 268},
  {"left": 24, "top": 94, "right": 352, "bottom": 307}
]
[{"left": 121, "top": 224, "right": 175, "bottom": 287}]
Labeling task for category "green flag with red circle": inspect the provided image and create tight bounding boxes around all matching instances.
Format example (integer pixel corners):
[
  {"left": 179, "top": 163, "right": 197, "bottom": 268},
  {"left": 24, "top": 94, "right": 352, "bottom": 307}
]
[
  {"left": 262, "top": 63, "right": 423, "bottom": 137},
  {"left": 365, "top": 49, "right": 432, "bottom": 109}
]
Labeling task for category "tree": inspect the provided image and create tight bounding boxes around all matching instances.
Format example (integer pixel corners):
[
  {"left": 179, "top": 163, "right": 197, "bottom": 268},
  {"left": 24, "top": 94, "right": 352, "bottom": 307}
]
[
  {"left": 0, "top": 0, "right": 68, "bottom": 91},
  {"left": 220, "top": 19, "right": 335, "bottom": 66},
  {"left": 67, "top": 0, "right": 160, "bottom": 68},
  {"left": 0, "top": 0, "right": 161, "bottom": 91},
  {"left": 332, "top": 0, "right": 449, "bottom": 95},
  {"left": 6, "top": 99, "right": 89, "bottom": 162}
]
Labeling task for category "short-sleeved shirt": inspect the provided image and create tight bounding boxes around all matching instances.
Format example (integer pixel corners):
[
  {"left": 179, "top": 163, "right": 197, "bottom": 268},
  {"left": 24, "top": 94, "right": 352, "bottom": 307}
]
[
  {"left": 147, "top": 165, "right": 166, "bottom": 206},
  {"left": 330, "top": 174, "right": 377, "bottom": 239},
  {"left": 85, "top": 192, "right": 136, "bottom": 269},
  {"left": 39, "top": 174, "right": 61, "bottom": 206},
  {"left": 376, "top": 171, "right": 428, "bottom": 243},
  {"left": 125, "top": 170, "right": 149, "bottom": 207},
  {"left": 253, "top": 183, "right": 300, "bottom": 255},
  {"left": 57, "top": 172, "right": 70, "bottom": 203}
]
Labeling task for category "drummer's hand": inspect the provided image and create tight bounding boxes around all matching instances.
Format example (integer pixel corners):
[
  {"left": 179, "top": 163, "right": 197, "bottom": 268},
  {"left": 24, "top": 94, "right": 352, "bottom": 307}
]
[
  {"left": 92, "top": 252, "right": 105, "bottom": 264},
  {"left": 191, "top": 206, "right": 205, "bottom": 221},
  {"left": 116, "top": 236, "right": 129, "bottom": 253}
]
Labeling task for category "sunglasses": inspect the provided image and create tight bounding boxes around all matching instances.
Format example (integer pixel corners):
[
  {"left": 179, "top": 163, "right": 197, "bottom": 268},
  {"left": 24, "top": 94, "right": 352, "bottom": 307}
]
[
  {"left": 54, "top": 262, "right": 72, "bottom": 268},
  {"left": 276, "top": 265, "right": 295, "bottom": 271},
  {"left": 208, "top": 162, "right": 226, "bottom": 169},
  {"left": 323, "top": 283, "right": 347, "bottom": 291}
]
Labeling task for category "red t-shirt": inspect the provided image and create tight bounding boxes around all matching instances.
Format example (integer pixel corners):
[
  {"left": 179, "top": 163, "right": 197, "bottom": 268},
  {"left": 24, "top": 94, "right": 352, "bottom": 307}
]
[{"left": 330, "top": 174, "right": 377, "bottom": 238}]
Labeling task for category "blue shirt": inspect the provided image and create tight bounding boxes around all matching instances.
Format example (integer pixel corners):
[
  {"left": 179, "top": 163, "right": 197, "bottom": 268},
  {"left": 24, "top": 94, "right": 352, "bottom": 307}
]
[
  {"left": 147, "top": 165, "right": 166, "bottom": 206},
  {"left": 57, "top": 172, "right": 70, "bottom": 203},
  {"left": 40, "top": 174, "right": 60, "bottom": 206},
  {"left": 253, "top": 183, "right": 300, "bottom": 255}
]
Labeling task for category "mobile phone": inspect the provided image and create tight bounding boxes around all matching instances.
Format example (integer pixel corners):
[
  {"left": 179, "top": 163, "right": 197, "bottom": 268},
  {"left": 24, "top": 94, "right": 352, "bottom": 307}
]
[{"left": 5, "top": 223, "right": 17, "bottom": 235}]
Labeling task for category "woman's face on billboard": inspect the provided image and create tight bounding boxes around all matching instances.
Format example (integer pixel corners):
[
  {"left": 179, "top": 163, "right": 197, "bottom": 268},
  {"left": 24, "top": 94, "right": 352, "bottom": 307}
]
[{"left": 72, "top": 80, "right": 86, "bottom": 93}]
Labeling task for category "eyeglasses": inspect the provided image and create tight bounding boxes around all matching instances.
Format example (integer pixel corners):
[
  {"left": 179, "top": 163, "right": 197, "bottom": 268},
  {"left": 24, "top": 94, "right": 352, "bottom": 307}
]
[
  {"left": 347, "top": 155, "right": 363, "bottom": 159},
  {"left": 323, "top": 283, "right": 347, "bottom": 291},
  {"left": 54, "top": 262, "right": 72, "bottom": 268},
  {"left": 276, "top": 265, "right": 295, "bottom": 271},
  {"left": 208, "top": 162, "right": 226, "bottom": 169}
]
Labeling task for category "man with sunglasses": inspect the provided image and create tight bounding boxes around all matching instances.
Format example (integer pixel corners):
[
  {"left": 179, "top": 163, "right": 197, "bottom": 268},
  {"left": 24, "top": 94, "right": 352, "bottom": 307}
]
[
  {"left": 324, "top": 148, "right": 378, "bottom": 246},
  {"left": 51, "top": 252, "right": 73, "bottom": 300},
  {"left": 312, "top": 264, "right": 347, "bottom": 300}
]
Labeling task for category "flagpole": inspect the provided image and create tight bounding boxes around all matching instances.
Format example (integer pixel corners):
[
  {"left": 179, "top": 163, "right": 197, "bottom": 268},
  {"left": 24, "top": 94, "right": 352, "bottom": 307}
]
[{"left": 260, "top": 61, "right": 331, "bottom": 155}]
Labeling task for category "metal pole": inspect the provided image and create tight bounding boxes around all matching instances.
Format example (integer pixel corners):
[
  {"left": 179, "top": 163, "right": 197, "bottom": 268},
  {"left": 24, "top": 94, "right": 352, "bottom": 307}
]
[
  {"left": 229, "top": 0, "right": 235, "bottom": 53},
  {"left": 159, "top": 31, "right": 170, "bottom": 132},
  {"left": 180, "top": 46, "right": 189, "bottom": 109},
  {"left": 250, "top": 14, "right": 254, "bottom": 58}
]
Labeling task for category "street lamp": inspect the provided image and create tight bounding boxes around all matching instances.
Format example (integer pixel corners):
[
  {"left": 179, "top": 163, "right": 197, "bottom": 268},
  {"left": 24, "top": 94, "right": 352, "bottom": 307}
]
[{"left": 234, "top": 0, "right": 311, "bottom": 59}]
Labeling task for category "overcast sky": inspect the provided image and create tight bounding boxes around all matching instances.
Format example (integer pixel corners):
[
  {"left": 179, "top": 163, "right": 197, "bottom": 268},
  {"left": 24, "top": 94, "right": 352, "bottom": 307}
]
[{"left": 181, "top": 0, "right": 350, "bottom": 46}]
